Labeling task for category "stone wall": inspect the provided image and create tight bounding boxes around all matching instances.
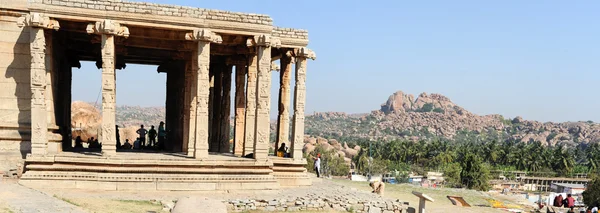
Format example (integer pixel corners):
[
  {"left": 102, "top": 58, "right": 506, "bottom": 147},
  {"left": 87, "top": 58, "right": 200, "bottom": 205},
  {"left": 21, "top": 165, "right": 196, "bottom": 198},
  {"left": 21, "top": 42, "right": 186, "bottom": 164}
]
[
  {"left": 29, "top": 0, "right": 273, "bottom": 25},
  {"left": 226, "top": 197, "right": 408, "bottom": 213},
  {"left": 0, "top": 13, "right": 31, "bottom": 176},
  {"left": 272, "top": 27, "right": 309, "bottom": 40}
]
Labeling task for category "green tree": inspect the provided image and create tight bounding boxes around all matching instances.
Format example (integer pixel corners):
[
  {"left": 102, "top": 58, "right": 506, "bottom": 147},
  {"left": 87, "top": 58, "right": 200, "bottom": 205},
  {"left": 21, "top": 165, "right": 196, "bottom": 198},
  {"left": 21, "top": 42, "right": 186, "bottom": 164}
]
[
  {"left": 583, "top": 175, "right": 600, "bottom": 208},
  {"left": 444, "top": 162, "right": 462, "bottom": 187},
  {"left": 460, "top": 153, "right": 491, "bottom": 191},
  {"left": 419, "top": 103, "right": 434, "bottom": 112}
]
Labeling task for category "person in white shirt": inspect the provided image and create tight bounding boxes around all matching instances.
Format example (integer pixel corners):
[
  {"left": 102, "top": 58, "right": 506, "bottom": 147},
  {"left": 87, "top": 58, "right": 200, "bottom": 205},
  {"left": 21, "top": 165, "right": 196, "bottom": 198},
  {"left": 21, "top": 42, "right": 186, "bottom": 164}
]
[
  {"left": 592, "top": 206, "right": 598, "bottom": 213},
  {"left": 313, "top": 154, "right": 321, "bottom": 178}
]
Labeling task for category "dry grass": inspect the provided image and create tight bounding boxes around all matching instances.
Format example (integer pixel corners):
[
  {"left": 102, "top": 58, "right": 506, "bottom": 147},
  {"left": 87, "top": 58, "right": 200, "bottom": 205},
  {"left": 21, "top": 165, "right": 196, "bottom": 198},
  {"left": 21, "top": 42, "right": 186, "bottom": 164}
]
[{"left": 52, "top": 196, "right": 164, "bottom": 213}]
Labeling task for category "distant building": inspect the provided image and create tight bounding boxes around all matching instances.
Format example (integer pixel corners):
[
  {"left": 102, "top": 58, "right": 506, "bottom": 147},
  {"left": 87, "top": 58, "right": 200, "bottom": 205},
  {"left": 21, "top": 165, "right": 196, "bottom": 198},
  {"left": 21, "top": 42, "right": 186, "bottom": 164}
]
[{"left": 551, "top": 183, "right": 586, "bottom": 194}]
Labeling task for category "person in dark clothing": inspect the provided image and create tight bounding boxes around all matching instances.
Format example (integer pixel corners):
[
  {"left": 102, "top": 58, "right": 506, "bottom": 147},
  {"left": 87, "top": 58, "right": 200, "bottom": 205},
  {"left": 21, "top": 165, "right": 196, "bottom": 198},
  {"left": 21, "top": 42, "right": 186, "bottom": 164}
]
[
  {"left": 158, "top": 121, "right": 167, "bottom": 150},
  {"left": 74, "top": 136, "right": 84, "bottom": 149},
  {"left": 554, "top": 194, "right": 564, "bottom": 207},
  {"left": 148, "top": 125, "right": 157, "bottom": 147},
  {"left": 115, "top": 125, "right": 121, "bottom": 149}
]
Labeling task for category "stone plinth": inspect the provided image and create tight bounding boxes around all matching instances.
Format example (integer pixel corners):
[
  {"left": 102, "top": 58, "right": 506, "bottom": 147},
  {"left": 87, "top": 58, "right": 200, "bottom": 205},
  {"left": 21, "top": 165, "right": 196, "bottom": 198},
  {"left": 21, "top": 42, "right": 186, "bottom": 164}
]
[{"left": 19, "top": 152, "right": 279, "bottom": 191}]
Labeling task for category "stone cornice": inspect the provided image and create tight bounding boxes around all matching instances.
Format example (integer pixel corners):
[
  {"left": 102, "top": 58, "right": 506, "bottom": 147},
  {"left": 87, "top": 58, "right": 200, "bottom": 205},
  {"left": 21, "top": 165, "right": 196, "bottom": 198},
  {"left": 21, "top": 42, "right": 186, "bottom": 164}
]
[{"left": 26, "top": 1, "right": 273, "bottom": 35}]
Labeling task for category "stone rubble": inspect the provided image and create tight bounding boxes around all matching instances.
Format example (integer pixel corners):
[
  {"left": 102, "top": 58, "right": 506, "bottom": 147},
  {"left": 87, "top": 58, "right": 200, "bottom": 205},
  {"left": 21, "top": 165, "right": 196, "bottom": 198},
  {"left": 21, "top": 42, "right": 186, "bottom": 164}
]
[{"left": 222, "top": 181, "right": 408, "bottom": 213}]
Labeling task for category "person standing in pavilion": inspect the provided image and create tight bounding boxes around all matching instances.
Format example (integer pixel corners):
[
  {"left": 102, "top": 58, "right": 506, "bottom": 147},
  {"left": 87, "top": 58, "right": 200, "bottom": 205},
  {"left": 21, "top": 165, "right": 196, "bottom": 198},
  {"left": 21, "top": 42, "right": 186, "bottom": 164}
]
[
  {"left": 148, "top": 125, "right": 157, "bottom": 148},
  {"left": 136, "top": 125, "right": 148, "bottom": 148},
  {"left": 158, "top": 121, "right": 167, "bottom": 150}
]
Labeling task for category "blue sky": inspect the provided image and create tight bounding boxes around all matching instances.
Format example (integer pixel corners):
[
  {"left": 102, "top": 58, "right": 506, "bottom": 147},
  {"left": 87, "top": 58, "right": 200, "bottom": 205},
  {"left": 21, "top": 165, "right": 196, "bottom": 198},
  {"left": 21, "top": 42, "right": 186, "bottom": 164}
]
[{"left": 72, "top": 0, "right": 600, "bottom": 122}]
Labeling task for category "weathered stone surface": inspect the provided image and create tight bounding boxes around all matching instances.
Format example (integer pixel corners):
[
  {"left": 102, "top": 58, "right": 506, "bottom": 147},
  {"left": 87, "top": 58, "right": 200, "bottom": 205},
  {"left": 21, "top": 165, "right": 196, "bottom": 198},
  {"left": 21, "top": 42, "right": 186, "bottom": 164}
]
[{"left": 172, "top": 197, "right": 226, "bottom": 213}]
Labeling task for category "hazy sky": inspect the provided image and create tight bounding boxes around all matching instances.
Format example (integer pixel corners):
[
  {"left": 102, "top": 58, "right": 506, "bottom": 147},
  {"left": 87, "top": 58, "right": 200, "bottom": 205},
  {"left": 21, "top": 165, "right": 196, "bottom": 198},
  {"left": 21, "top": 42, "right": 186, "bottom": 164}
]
[{"left": 72, "top": 0, "right": 600, "bottom": 123}]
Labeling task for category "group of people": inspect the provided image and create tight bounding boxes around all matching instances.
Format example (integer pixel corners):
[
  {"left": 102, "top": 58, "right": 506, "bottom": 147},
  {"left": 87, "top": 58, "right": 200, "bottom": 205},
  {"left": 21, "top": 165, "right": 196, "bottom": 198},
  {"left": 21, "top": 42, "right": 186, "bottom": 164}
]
[
  {"left": 115, "top": 122, "right": 167, "bottom": 151},
  {"left": 74, "top": 136, "right": 100, "bottom": 149},
  {"left": 547, "top": 194, "right": 598, "bottom": 213}
]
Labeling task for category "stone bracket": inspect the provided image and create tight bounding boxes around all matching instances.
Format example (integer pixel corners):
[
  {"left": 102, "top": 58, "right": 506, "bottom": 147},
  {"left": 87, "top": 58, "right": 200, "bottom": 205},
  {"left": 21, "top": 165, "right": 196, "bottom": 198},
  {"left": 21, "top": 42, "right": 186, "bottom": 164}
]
[
  {"left": 295, "top": 47, "right": 316, "bottom": 60},
  {"left": 271, "top": 61, "right": 280, "bottom": 72},
  {"left": 253, "top": 34, "right": 281, "bottom": 48},
  {"left": 86, "top": 20, "right": 130, "bottom": 38},
  {"left": 185, "top": 29, "right": 222, "bottom": 43},
  {"left": 16, "top": 13, "right": 60, "bottom": 30}
]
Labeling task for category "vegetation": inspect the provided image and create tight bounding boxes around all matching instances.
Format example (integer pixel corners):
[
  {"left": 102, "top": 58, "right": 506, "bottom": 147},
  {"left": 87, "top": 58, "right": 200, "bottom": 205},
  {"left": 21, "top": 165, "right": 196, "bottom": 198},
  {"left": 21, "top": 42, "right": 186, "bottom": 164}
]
[
  {"left": 305, "top": 144, "right": 349, "bottom": 177},
  {"left": 335, "top": 129, "right": 600, "bottom": 191},
  {"left": 583, "top": 174, "right": 600, "bottom": 208}
]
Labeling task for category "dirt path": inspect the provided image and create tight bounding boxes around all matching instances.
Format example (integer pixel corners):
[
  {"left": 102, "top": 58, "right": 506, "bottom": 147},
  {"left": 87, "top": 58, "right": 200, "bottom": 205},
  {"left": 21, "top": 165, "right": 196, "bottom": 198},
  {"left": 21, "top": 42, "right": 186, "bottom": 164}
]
[{"left": 0, "top": 179, "right": 86, "bottom": 213}]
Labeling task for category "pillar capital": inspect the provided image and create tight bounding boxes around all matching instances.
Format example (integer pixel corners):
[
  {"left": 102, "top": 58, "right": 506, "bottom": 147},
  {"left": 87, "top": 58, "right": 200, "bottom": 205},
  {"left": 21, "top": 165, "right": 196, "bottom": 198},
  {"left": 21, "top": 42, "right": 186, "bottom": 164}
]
[
  {"left": 17, "top": 13, "right": 60, "bottom": 30},
  {"left": 295, "top": 47, "right": 316, "bottom": 60},
  {"left": 271, "top": 61, "right": 280, "bottom": 72},
  {"left": 86, "top": 20, "right": 130, "bottom": 38},
  {"left": 186, "top": 28, "right": 222, "bottom": 43},
  {"left": 253, "top": 34, "right": 281, "bottom": 48}
]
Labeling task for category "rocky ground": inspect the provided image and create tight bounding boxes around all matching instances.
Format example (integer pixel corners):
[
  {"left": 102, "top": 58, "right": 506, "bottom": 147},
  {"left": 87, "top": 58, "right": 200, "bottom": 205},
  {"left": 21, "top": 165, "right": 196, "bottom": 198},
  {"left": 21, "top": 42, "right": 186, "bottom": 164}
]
[{"left": 0, "top": 176, "right": 532, "bottom": 213}]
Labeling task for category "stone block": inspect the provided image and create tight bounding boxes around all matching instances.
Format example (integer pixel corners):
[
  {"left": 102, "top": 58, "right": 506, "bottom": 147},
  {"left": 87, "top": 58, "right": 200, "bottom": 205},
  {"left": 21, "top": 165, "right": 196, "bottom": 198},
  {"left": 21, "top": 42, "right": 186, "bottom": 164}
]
[
  {"left": 117, "top": 181, "right": 157, "bottom": 191},
  {"left": 369, "top": 207, "right": 381, "bottom": 213},
  {"left": 76, "top": 180, "right": 117, "bottom": 190},
  {"left": 156, "top": 182, "right": 216, "bottom": 191}
]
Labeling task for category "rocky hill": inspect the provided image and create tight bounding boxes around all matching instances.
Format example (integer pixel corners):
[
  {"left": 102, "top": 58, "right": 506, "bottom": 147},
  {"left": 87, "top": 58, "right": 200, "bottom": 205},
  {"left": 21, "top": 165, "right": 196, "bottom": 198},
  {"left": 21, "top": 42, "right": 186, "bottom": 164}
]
[
  {"left": 76, "top": 90, "right": 600, "bottom": 146},
  {"left": 306, "top": 91, "right": 600, "bottom": 146}
]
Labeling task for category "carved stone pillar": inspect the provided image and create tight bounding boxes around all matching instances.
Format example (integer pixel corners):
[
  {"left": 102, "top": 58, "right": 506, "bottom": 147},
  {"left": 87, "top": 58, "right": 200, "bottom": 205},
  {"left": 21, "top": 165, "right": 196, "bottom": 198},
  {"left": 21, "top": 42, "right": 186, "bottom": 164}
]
[
  {"left": 185, "top": 29, "right": 222, "bottom": 159},
  {"left": 291, "top": 48, "right": 316, "bottom": 159},
  {"left": 219, "top": 65, "right": 232, "bottom": 153},
  {"left": 233, "top": 63, "right": 246, "bottom": 156},
  {"left": 253, "top": 35, "right": 272, "bottom": 160},
  {"left": 276, "top": 54, "right": 292, "bottom": 153},
  {"left": 84, "top": 20, "right": 129, "bottom": 156},
  {"left": 186, "top": 49, "right": 198, "bottom": 157},
  {"left": 243, "top": 54, "right": 258, "bottom": 156},
  {"left": 100, "top": 35, "right": 116, "bottom": 155},
  {"left": 18, "top": 13, "right": 60, "bottom": 156}
]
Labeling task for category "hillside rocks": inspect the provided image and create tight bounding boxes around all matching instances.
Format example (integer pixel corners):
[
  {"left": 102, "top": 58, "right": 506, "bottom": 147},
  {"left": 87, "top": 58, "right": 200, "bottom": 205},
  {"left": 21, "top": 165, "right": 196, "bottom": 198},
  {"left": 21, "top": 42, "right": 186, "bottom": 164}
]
[
  {"left": 304, "top": 136, "right": 357, "bottom": 162},
  {"left": 306, "top": 90, "right": 600, "bottom": 146},
  {"left": 71, "top": 101, "right": 101, "bottom": 140}
]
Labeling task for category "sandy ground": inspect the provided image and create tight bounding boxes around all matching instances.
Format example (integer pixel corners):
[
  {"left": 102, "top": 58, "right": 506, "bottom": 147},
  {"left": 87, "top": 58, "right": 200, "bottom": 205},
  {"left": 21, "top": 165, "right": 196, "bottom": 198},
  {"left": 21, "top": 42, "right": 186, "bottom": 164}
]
[{"left": 1, "top": 177, "right": 534, "bottom": 213}]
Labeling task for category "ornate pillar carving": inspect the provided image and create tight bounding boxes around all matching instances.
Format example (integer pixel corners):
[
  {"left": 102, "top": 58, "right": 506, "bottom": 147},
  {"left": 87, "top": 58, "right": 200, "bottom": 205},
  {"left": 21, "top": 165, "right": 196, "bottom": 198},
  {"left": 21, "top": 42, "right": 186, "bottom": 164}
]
[
  {"left": 291, "top": 47, "right": 316, "bottom": 159},
  {"left": 276, "top": 53, "right": 292, "bottom": 153},
  {"left": 85, "top": 20, "right": 129, "bottom": 156},
  {"left": 233, "top": 61, "right": 246, "bottom": 156},
  {"left": 243, "top": 53, "right": 258, "bottom": 156},
  {"left": 253, "top": 35, "right": 272, "bottom": 160},
  {"left": 186, "top": 49, "right": 198, "bottom": 157},
  {"left": 186, "top": 29, "right": 222, "bottom": 159},
  {"left": 18, "top": 13, "right": 60, "bottom": 156}
]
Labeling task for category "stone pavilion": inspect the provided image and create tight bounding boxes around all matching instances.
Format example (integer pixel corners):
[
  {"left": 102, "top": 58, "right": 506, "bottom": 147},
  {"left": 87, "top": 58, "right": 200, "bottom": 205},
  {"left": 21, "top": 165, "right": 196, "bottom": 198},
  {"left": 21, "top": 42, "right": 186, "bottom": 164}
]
[{"left": 0, "top": 0, "right": 315, "bottom": 190}]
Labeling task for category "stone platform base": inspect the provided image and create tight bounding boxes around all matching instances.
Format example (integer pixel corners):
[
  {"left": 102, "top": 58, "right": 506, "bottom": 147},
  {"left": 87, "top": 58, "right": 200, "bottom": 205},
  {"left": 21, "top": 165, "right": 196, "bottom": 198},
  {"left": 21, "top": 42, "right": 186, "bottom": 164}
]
[
  {"left": 19, "top": 152, "right": 281, "bottom": 191},
  {"left": 271, "top": 157, "right": 311, "bottom": 187}
]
